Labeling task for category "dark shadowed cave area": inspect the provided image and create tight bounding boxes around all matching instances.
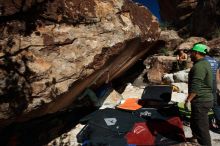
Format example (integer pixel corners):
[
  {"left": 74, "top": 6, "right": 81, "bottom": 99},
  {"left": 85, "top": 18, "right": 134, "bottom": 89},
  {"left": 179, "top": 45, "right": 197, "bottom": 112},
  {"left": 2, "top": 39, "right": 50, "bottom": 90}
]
[
  {"left": 0, "top": 58, "right": 148, "bottom": 146},
  {"left": 1, "top": 0, "right": 220, "bottom": 145},
  {"left": 0, "top": 107, "right": 97, "bottom": 146}
]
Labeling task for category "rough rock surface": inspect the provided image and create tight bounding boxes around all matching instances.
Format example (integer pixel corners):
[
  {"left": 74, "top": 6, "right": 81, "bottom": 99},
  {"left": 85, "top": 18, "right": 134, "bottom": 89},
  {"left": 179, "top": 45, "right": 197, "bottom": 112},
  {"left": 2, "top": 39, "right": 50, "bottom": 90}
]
[
  {"left": 190, "top": 0, "right": 219, "bottom": 38},
  {"left": 158, "top": 0, "right": 220, "bottom": 38},
  {"left": 0, "top": 0, "right": 160, "bottom": 126},
  {"left": 177, "top": 37, "right": 207, "bottom": 50},
  {"left": 163, "top": 69, "right": 189, "bottom": 84},
  {"left": 159, "top": 30, "right": 183, "bottom": 50},
  {"left": 173, "top": 69, "right": 189, "bottom": 83},
  {"left": 45, "top": 83, "right": 220, "bottom": 146},
  {"left": 47, "top": 123, "right": 84, "bottom": 146},
  {"left": 145, "top": 56, "right": 176, "bottom": 84},
  {"left": 158, "top": 0, "right": 198, "bottom": 23},
  {"left": 208, "top": 37, "right": 220, "bottom": 57}
]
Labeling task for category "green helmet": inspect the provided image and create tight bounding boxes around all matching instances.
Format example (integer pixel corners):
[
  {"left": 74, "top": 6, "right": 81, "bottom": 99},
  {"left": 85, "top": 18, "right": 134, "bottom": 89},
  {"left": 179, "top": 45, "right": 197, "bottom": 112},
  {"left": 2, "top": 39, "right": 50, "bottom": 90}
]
[{"left": 191, "top": 44, "right": 207, "bottom": 54}]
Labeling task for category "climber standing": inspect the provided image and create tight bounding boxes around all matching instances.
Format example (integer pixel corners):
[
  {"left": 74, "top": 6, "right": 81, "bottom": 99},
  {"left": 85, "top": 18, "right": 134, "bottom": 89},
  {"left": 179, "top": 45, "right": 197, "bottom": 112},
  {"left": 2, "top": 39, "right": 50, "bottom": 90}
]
[{"left": 184, "top": 43, "right": 213, "bottom": 146}]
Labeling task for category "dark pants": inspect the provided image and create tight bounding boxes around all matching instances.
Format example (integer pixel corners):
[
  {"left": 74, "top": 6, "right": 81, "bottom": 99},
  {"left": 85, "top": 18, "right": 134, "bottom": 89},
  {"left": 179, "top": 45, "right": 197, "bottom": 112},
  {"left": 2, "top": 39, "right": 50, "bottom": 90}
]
[
  {"left": 212, "top": 82, "right": 220, "bottom": 125},
  {"left": 175, "top": 61, "right": 187, "bottom": 71},
  {"left": 190, "top": 100, "right": 213, "bottom": 146}
]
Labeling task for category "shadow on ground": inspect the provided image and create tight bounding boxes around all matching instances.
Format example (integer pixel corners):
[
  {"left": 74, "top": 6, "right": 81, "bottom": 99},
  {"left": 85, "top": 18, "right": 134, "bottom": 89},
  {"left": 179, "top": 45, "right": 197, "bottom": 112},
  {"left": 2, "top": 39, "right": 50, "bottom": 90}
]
[{"left": 0, "top": 107, "right": 97, "bottom": 146}]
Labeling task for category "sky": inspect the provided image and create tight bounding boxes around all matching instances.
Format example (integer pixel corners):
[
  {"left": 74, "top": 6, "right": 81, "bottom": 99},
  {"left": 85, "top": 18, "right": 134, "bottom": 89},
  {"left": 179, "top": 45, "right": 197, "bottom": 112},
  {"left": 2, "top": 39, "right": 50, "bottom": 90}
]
[{"left": 133, "top": 0, "right": 161, "bottom": 21}]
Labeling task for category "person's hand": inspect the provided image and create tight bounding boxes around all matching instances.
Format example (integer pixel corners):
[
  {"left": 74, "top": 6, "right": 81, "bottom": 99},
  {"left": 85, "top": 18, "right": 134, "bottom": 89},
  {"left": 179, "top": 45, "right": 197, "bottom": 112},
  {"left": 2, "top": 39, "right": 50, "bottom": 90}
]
[{"left": 184, "top": 100, "right": 191, "bottom": 111}]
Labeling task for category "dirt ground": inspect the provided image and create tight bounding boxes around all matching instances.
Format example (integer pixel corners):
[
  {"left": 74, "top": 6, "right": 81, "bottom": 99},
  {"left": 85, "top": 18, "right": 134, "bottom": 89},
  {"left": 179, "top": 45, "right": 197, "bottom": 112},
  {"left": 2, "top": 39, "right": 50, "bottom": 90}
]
[{"left": 183, "top": 125, "right": 220, "bottom": 146}]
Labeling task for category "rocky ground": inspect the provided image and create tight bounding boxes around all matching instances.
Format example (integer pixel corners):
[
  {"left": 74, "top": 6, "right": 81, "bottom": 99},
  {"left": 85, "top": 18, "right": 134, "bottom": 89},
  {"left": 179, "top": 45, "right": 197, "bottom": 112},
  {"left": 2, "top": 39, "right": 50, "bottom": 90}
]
[
  {"left": 122, "top": 84, "right": 220, "bottom": 146},
  {"left": 46, "top": 83, "right": 220, "bottom": 146},
  {"left": 183, "top": 125, "right": 220, "bottom": 146},
  {"left": 1, "top": 1, "right": 220, "bottom": 145}
]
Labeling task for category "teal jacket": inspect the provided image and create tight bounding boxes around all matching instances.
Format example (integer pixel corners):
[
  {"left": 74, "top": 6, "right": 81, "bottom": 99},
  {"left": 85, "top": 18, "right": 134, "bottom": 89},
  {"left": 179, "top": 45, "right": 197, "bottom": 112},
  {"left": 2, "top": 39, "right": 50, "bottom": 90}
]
[{"left": 188, "top": 59, "right": 213, "bottom": 102}]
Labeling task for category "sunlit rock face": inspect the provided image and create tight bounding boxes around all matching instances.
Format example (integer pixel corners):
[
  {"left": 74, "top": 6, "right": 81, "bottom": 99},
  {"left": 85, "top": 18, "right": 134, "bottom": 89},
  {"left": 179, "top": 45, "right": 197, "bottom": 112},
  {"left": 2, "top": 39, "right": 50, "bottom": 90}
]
[{"left": 0, "top": 0, "right": 160, "bottom": 126}]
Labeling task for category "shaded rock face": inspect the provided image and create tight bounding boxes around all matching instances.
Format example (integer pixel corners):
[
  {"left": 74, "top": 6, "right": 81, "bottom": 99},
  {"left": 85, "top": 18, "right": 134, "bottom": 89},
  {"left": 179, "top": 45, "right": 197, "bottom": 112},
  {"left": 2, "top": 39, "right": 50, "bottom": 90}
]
[
  {"left": 207, "top": 37, "right": 220, "bottom": 56},
  {"left": 158, "top": 0, "right": 220, "bottom": 38},
  {"left": 144, "top": 56, "right": 176, "bottom": 84},
  {"left": 0, "top": 0, "right": 46, "bottom": 16},
  {"left": 159, "top": 30, "right": 183, "bottom": 50},
  {"left": 190, "top": 0, "right": 219, "bottom": 38},
  {"left": 0, "top": 0, "right": 160, "bottom": 125},
  {"left": 177, "top": 37, "right": 207, "bottom": 50},
  {"left": 158, "top": 0, "right": 198, "bottom": 25}
]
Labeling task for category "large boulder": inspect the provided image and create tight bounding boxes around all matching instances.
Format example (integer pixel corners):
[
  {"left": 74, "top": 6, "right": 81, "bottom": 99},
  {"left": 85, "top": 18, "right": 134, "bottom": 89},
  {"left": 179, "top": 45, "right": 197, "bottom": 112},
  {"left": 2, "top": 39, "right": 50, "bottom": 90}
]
[
  {"left": 190, "top": 0, "right": 219, "bottom": 38},
  {"left": 158, "top": 0, "right": 198, "bottom": 28},
  {"left": 47, "top": 123, "right": 84, "bottom": 146},
  {"left": 0, "top": 0, "right": 160, "bottom": 126},
  {"left": 177, "top": 37, "right": 207, "bottom": 51},
  {"left": 145, "top": 56, "right": 176, "bottom": 84},
  {"left": 159, "top": 30, "right": 183, "bottom": 50},
  {"left": 163, "top": 69, "right": 189, "bottom": 84},
  {"left": 0, "top": 0, "right": 46, "bottom": 16},
  {"left": 173, "top": 69, "right": 189, "bottom": 83},
  {"left": 207, "top": 37, "right": 220, "bottom": 57},
  {"left": 158, "top": 0, "right": 220, "bottom": 38}
]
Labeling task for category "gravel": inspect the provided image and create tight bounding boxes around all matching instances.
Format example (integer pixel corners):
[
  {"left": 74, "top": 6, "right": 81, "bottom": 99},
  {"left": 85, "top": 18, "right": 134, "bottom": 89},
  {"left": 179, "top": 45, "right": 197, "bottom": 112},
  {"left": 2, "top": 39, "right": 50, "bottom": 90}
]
[{"left": 183, "top": 125, "right": 220, "bottom": 146}]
